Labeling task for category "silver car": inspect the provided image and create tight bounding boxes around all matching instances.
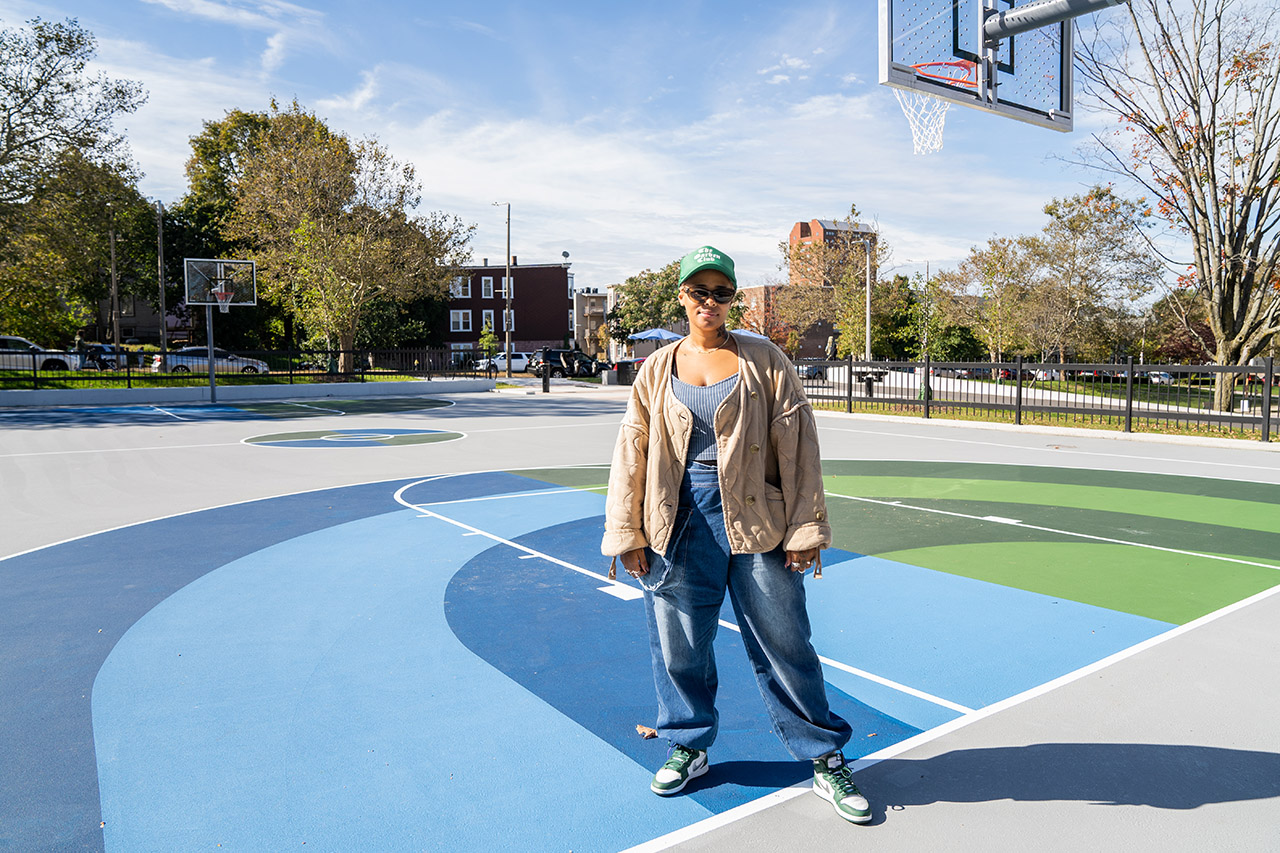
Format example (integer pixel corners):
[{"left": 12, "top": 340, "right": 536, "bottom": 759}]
[{"left": 151, "top": 347, "right": 270, "bottom": 374}]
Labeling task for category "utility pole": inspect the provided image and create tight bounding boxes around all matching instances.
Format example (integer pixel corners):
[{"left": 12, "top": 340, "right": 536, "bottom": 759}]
[
  {"left": 493, "top": 202, "right": 513, "bottom": 379},
  {"left": 156, "top": 200, "right": 167, "bottom": 357},
  {"left": 109, "top": 224, "right": 121, "bottom": 348}
]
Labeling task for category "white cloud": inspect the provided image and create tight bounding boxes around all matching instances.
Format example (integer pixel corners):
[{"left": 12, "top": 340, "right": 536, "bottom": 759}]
[
  {"left": 766, "top": 74, "right": 790, "bottom": 85},
  {"left": 758, "top": 53, "right": 811, "bottom": 75},
  {"left": 139, "top": 0, "right": 332, "bottom": 74}
]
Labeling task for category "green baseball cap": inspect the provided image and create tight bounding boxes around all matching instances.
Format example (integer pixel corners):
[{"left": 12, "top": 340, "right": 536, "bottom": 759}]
[{"left": 679, "top": 245, "right": 736, "bottom": 287}]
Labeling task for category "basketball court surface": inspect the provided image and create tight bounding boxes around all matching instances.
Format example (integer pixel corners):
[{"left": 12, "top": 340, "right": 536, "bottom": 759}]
[{"left": 3, "top": 387, "right": 1279, "bottom": 851}]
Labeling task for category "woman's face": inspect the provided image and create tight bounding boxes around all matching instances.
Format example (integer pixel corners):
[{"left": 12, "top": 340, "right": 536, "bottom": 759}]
[{"left": 678, "top": 270, "right": 735, "bottom": 334}]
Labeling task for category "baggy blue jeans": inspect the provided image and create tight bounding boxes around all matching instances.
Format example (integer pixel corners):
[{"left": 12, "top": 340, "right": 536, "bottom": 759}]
[{"left": 640, "top": 460, "right": 852, "bottom": 760}]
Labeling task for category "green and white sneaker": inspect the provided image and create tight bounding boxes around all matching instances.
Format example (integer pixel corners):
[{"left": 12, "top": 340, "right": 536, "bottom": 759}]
[
  {"left": 812, "top": 752, "right": 871, "bottom": 824},
  {"left": 651, "top": 745, "right": 708, "bottom": 796}
]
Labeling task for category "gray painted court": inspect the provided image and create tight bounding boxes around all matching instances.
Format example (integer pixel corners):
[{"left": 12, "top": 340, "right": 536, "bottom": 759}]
[{"left": 2, "top": 381, "right": 1279, "bottom": 851}]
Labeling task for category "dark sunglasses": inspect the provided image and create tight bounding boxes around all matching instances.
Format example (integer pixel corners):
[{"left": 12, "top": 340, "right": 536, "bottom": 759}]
[{"left": 683, "top": 286, "right": 736, "bottom": 304}]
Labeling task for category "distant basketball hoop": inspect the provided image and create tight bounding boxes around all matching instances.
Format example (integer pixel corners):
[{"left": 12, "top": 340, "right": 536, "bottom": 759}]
[
  {"left": 894, "top": 61, "right": 978, "bottom": 154},
  {"left": 213, "top": 286, "right": 234, "bottom": 314}
]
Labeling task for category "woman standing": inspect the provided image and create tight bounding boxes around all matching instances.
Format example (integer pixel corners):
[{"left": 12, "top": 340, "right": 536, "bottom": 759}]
[{"left": 602, "top": 246, "right": 871, "bottom": 824}]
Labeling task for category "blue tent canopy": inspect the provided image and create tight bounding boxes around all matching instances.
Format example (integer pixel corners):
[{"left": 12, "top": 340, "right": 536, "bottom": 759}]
[{"left": 628, "top": 328, "right": 683, "bottom": 342}]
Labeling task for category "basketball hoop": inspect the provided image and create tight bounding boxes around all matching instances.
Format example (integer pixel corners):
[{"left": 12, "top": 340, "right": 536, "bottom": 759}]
[
  {"left": 895, "top": 61, "right": 978, "bottom": 155},
  {"left": 212, "top": 286, "right": 233, "bottom": 314}
]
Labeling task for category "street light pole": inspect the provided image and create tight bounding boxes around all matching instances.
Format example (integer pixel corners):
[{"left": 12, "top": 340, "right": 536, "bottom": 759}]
[
  {"left": 109, "top": 223, "right": 121, "bottom": 348},
  {"left": 493, "top": 202, "right": 512, "bottom": 378}
]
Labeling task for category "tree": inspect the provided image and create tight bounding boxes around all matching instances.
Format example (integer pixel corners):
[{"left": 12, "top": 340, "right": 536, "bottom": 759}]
[
  {"left": 0, "top": 148, "right": 154, "bottom": 344},
  {"left": 1023, "top": 186, "right": 1162, "bottom": 362},
  {"left": 605, "top": 259, "right": 684, "bottom": 342},
  {"left": 937, "top": 236, "right": 1036, "bottom": 361},
  {"left": 228, "top": 101, "right": 472, "bottom": 370},
  {"left": 780, "top": 205, "right": 894, "bottom": 358},
  {"left": 478, "top": 321, "right": 499, "bottom": 358},
  {"left": 1075, "top": 0, "right": 1280, "bottom": 409},
  {"left": 0, "top": 17, "right": 145, "bottom": 206}
]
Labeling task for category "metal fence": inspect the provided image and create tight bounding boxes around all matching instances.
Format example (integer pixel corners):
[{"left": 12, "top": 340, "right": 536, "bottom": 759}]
[
  {"left": 0, "top": 347, "right": 491, "bottom": 391},
  {"left": 798, "top": 356, "right": 1276, "bottom": 442}
]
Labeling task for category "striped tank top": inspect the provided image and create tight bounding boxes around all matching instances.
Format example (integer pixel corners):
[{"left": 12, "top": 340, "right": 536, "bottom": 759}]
[{"left": 671, "top": 372, "right": 739, "bottom": 462}]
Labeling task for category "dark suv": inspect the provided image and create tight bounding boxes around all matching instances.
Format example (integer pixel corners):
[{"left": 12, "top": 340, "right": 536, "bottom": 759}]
[{"left": 528, "top": 348, "right": 604, "bottom": 378}]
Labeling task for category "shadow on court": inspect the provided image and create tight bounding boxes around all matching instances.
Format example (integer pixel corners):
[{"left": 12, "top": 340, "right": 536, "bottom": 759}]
[{"left": 859, "top": 743, "right": 1280, "bottom": 815}]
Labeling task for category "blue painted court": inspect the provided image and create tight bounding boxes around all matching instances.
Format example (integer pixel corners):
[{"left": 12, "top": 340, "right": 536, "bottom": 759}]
[{"left": 4, "top": 462, "right": 1209, "bottom": 852}]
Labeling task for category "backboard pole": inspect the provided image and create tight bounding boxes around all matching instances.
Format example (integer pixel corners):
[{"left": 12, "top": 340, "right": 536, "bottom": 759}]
[
  {"left": 206, "top": 302, "right": 217, "bottom": 404},
  {"left": 984, "top": 0, "right": 1127, "bottom": 43}
]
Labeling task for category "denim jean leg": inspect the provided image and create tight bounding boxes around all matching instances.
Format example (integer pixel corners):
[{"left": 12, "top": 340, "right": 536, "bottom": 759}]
[
  {"left": 727, "top": 548, "right": 852, "bottom": 760},
  {"left": 643, "top": 463, "right": 732, "bottom": 750}
]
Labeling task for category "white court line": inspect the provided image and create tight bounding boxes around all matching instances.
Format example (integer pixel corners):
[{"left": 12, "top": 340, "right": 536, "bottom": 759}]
[
  {"left": 0, "top": 441, "right": 241, "bottom": 459},
  {"left": 716, "top": 620, "right": 973, "bottom": 715},
  {"left": 394, "top": 478, "right": 970, "bottom": 714},
  {"left": 630, "top": 574, "right": 1280, "bottom": 853},
  {"left": 825, "top": 491, "right": 1280, "bottom": 572},
  {"left": 283, "top": 401, "right": 346, "bottom": 414},
  {"left": 817, "top": 422, "right": 1278, "bottom": 472},
  {"left": 149, "top": 406, "right": 191, "bottom": 421}
]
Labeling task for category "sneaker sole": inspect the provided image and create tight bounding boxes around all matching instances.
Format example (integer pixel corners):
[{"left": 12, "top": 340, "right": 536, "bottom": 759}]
[
  {"left": 813, "top": 780, "right": 872, "bottom": 824},
  {"left": 651, "top": 756, "right": 708, "bottom": 796}
]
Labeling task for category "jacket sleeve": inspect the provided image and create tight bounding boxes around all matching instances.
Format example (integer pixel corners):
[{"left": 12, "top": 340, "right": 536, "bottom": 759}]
[
  {"left": 601, "top": 368, "right": 653, "bottom": 556},
  {"left": 768, "top": 356, "right": 832, "bottom": 552}
]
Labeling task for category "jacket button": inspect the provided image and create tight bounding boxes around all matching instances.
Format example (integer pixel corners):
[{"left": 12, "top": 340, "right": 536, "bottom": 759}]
[
  {"left": 750, "top": 443, "right": 760, "bottom": 453},
  {"left": 816, "top": 510, "right": 825, "bottom": 520},
  {"left": 750, "top": 391, "right": 758, "bottom": 399},
  {"left": 746, "top": 495, "right": 756, "bottom": 506}
]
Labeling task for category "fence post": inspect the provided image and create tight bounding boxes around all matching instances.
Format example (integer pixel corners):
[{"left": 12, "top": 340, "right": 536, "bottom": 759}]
[
  {"left": 845, "top": 354, "right": 853, "bottom": 414},
  {"left": 1124, "top": 355, "right": 1134, "bottom": 433},
  {"left": 1262, "top": 356, "right": 1274, "bottom": 443},
  {"left": 923, "top": 356, "right": 931, "bottom": 419},
  {"left": 126, "top": 357, "right": 132, "bottom": 390},
  {"left": 1015, "top": 356, "right": 1024, "bottom": 425},
  {"left": 288, "top": 350, "right": 294, "bottom": 385},
  {"left": 30, "top": 354, "right": 38, "bottom": 390}
]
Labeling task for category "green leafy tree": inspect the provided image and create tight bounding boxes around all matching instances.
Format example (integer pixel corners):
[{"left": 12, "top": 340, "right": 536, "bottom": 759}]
[
  {"left": 0, "top": 148, "right": 153, "bottom": 344},
  {"left": 0, "top": 17, "right": 145, "bottom": 205},
  {"left": 1024, "top": 186, "right": 1162, "bottom": 362},
  {"left": 937, "top": 236, "right": 1035, "bottom": 361},
  {"left": 605, "top": 259, "right": 683, "bottom": 342},
  {"left": 228, "top": 101, "right": 472, "bottom": 370},
  {"left": 478, "top": 321, "right": 499, "bottom": 358},
  {"left": 1076, "top": 0, "right": 1280, "bottom": 409}
]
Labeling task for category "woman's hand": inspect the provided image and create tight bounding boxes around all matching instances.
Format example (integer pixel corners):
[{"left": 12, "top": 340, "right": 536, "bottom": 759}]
[
  {"left": 785, "top": 548, "right": 819, "bottom": 573},
  {"left": 621, "top": 548, "right": 649, "bottom": 578}
]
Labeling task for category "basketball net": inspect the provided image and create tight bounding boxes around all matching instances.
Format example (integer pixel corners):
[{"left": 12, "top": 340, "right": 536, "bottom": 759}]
[
  {"left": 212, "top": 285, "right": 233, "bottom": 314},
  {"left": 895, "top": 60, "right": 978, "bottom": 155}
]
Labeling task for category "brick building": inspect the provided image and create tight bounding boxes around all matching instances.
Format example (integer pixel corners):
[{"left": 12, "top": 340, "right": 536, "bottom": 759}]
[{"left": 444, "top": 257, "right": 575, "bottom": 357}]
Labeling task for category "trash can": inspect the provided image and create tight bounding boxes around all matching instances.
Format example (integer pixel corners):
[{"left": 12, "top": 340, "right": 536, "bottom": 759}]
[{"left": 615, "top": 360, "right": 635, "bottom": 386}]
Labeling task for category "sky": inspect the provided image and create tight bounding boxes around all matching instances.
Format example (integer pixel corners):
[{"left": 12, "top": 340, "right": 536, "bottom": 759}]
[{"left": 2, "top": 0, "right": 1132, "bottom": 290}]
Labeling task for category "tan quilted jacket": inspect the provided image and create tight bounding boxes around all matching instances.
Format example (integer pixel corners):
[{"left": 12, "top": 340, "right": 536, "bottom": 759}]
[{"left": 601, "top": 332, "right": 832, "bottom": 560}]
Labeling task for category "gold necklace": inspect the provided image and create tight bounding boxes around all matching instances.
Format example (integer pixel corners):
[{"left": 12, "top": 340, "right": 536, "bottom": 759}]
[{"left": 683, "top": 330, "right": 729, "bottom": 355}]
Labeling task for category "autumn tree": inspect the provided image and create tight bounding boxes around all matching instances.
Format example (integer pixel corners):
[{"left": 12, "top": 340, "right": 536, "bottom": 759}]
[
  {"left": 779, "top": 205, "right": 893, "bottom": 358},
  {"left": 1075, "top": 0, "right": 1280, "bottom": 409},
  {"left": 228, "top": 102, "right": 472, "bottom": 370}
]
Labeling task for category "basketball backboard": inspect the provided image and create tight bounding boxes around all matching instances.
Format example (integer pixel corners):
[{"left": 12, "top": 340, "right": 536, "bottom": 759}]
[
  {"left": 879, "top": 0, "right": 1074, "bottom": 133},
  {"left": 184, "top": 258, "right": 257, "bottom": 307}
]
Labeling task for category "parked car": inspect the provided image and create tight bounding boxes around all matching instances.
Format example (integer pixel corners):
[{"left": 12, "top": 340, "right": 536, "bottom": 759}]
[
  {"left": 151, "top": 347, "right": 270, "bottom": 374},
  {"left": 955, "top": 367, "right": 991, "bottom": 379},
  {"left": 795, "top": 360, "right": 828, "bottom": 381},
  {"left": 82, "top": 343, "right": 132, "bottom": 370},
  {"left": 1148, "top": 371, "right": 1176, "bottom": 385},
  {"left": 998, "top": 367, "right": 1035, "bottom": 380},
  {"left": 0, "top": 335, "right": 80, "bottom": 371},
  {"left": 476, "top": 351, "right": 530, "bottom": 372},
  {"left": 528, "top": 348, "right": 602, "bottom": 378}
]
